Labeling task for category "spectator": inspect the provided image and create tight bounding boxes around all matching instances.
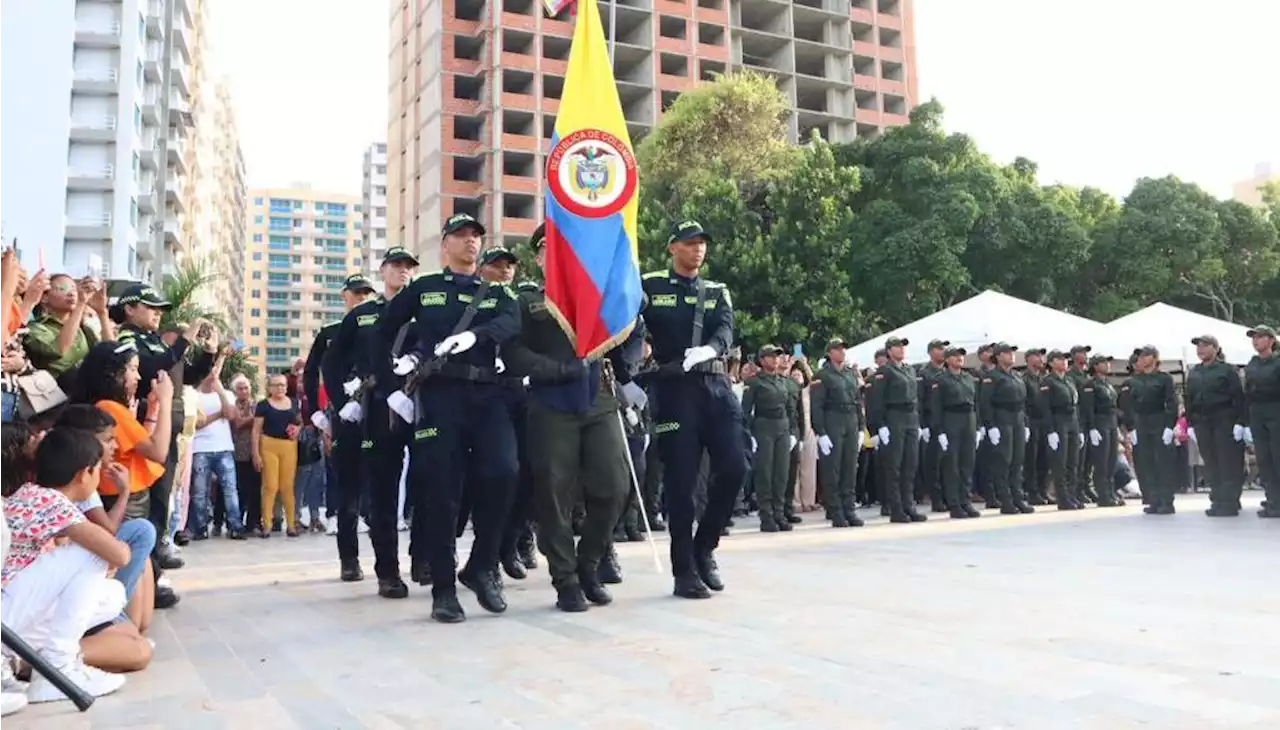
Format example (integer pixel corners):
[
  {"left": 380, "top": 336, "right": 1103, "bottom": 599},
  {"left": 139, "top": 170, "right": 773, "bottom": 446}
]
[
  {"left": 1, "top": 338, "right": 28, "bottom": 423},
  {"left": 188, "top": 351, "right": 246, "bottom": 540},
  {"left": 294, "top": 423, "right": 326, "bottom": 532},
  {"left": 252, "top": 373, "right": 301, "bottom": 538},
  {"left": 228, "top": 374, "right": 260, "bottom": 532},
  {"left": 23, "top": 275, "right": 114, "bottom": 381},
  {"left": 789, "top": 362, "right": 820, "bottom": 512},
  {"left": 2, "top": 248, "right": 20, "bottom": 338}
]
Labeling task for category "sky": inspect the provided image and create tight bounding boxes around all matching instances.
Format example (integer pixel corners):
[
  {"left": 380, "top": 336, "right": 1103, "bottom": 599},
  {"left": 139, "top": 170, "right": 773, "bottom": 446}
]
[{"left": 212, "top": 0, "right": 1279, "bottom": 199}]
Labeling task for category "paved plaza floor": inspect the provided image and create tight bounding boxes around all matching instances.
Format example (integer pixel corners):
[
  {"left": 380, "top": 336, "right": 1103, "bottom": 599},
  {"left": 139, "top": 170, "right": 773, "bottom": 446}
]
[{"left": 9, "top": 492, "right": 1278, "bottom": 730}]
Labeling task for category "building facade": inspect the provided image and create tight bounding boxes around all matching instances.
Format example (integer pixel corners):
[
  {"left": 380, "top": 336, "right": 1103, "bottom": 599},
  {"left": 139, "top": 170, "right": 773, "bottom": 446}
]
[
  {"left": 361, "top": 143, "right": 391, "bottom": 288},
  {"left": 241, "top": 188, "right": 364, "bottom": 381},
  {"left": 1, "top": 0, "right": 196, "bottom": 283},
  {"left": 1232, "top": 162, "right": 1279, "bottom": 209},
  {"left": 386, "top": 0, "right": 918, "bottom": 263}
]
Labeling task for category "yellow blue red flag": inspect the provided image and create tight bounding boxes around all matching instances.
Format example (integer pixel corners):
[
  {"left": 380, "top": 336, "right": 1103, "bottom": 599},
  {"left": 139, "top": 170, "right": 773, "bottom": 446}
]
[{"left": 543, "top": 0, "right": 641, "bottom": 360}]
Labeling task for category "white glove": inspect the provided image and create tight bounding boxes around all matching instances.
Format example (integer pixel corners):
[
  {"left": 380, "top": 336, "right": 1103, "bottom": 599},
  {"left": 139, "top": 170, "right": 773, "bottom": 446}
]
[
  {"left": 920, "top": 428, "right": 931, "bottom": 443},
  {"left": 977, "top": 426, "right": 986, "bottom": 443},
  {"left": 392, "top": 353, "right": 419, "bottom": 376},
  {"left": 621, "top": 381, "right": 648, "bottom": 409},
  {"left": 1089, "top": 429, "right": 1102, "bottom": 447},
  {"left": 310, "top": 410, "right": 330, "bottom": 432},
  {"left": 877, "top": 426, "right": 891, "bottom": 445},
  {"left": 870, "top": 435, "right": 881, "bottom": 449},
  {"left": 1161, "top": 427, "right": 1174, "bottom": 446},
  {"left": 342, "top": 377, "right": 362, "bottom": 397},
  {"left": 434, "top": 330, "right": 477, "bottom": 357},
  {"left": 387, "top": 391, "right": 415, "bottom": 424},
  {"left": 1129, "top": 430, "right": 1137, "bottom": 447},
  {"left": 789, "top": 435, "right": 798, "bottom": 451},
  {"left": 937, "top": 433, "right": 949, "bottom": 452},
  {"left": 1244, "top": 427, "right": 1254, "bottom": 445},
  {"left": 1233, "top": 424, "right": 1246, "bottom": 442},
  {"left": 988, "top": 427, "right": 1001, "bottom": 446},
  {"left": 750, "top": 436, "right": 758, "bottom": 454},
  {"left": 817, "top": 434, "right": 834, "bottom": 456},
  {"left": 1047, "top": 432, "right": 1060, "bottom": 452},
  {"left": 643, "top": 434, "right": 651, "bottom": 452},
  {"left": 1186, "top": 427, "right": 1196, "bottom": 443},
  {"left": 521, "top": 376, "right": 531, "bottom": 387},
  {"left": 1078, "top": 432, "right": 1084, "bottom": 447},
  {"left": 681, "top": 345, "right": 717, "bottom": 372},
  {"left": 1024, "top": 426, "right": 1031, "bottom": 442},
  {"left": 495, "top": 357, "right": 506, "bottom": 374},
  {"left": 624, "top": 407, "right": 640, "bottom": 428},
  {"left": 338, "top": 401, "right": 363, "bottom": 423}
]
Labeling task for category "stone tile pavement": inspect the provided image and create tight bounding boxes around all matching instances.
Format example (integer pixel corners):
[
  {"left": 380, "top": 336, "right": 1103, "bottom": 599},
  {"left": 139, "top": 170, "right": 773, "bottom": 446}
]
[{"left": 9, "top": 493, "right": 1277, "bottom": 730}]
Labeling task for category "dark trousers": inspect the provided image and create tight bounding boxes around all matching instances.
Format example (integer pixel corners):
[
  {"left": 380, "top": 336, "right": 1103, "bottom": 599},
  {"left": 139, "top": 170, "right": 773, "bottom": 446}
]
[
  {"left": 785, "top": 444, "right": 800, "bottom": 518},
  {"left": 235, "top": 459, "right": 260, "bottom": 531},
  {"left": 819, "top": 412, "right": 860, "bottom": 518},
  {"left": 975, "top": 438, "right": 993, "bottom": 504},
  {"left": 148, "top": 435, "right": 180, "bottom": 545},
  {"left": 1090, "top": 425, "right": 1120, "bottom": 503},
  {"left": 643, "top": 440, "right": 663, "bottom": 519},
  {"left": 332, "top": 420, "right": 366, "bottom": 562},
  {"left": 1023, "top": 425, "right": 1049, "bottom": 500},
  {"left": 653, "top": 376, "right": 747, "bottom": 578},
  {"left": 1047, "top": 424, "right": 1081, "bottom": 505},
  {"left": 916, "top": 430, "right": 942, "bottom": 506},
  {"left": 500, "top": 404, "right": 536, "bottom": 558},
  {"left": 939, "top": 413, "right": 976, "bottom": 507},
  {"left": 1196, "top": 413, "right": 1245, "bottom": 509},
  {"left": 987, "top": 418, "right": 1027, "bottom": 506},
  {"left": 855, "top": 448, "right": 875, "bottom": 505},
  {"left": 1133, "top": 422, "right": 1176, "bottom": 509},
  {"left": 1249, "top": 403, "right": 1280, "bottom": 508},
  {"left": 879, "top": 416, "right": 921, "bottom": 517},
  {"left": 363, "top": 400, "right": 408, "bottom": 580},
  {"left": 616, "top": 434, "right": 649, "bottom": 531},
  {"left": 409, "top": 383, "right": 518, "bottom": 597}
]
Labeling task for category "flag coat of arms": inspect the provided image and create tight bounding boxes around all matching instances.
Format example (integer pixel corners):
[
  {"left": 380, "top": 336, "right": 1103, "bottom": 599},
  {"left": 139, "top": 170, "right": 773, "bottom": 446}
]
[{"left": 542, "top": 0, "right": 642, "bottom": 360}]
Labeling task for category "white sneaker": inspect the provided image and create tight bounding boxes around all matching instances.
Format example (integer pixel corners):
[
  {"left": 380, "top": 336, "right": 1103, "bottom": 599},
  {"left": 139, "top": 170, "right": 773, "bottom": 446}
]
[
  {"left": 1, "top": 691, "right": 27, "bottom": 716},
  {"left": 298, "top": 511, "right": 311, "bottom": 528},
  {"left": 27, "top": 659, "right": 125, "bottom": 704},
  {"left": 357, "top": 519, "right": 369, "bottom": 534},
  {"left": 325, "top": 516, "right": 338, "bottom": 536}
]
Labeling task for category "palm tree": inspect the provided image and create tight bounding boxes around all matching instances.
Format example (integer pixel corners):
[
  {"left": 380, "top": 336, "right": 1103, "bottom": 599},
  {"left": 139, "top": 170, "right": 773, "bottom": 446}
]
[{"left": 158, "top": 259, "right": 259, "bottom": 395}]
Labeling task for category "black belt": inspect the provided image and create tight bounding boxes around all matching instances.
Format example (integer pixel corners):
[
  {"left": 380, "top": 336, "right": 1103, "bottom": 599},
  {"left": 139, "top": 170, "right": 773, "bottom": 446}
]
[
  {"left": 654, "top": 359, "right": 728, "bottom": 377},
  {"left": 944, "top": 405, "right": 974, "bottom": 413},
  {"left": 1051, "top": 408, "right": 1075, "bottom": 415},
  {"left": 435, "top": 362, "right": 501, "bottom": 383}
]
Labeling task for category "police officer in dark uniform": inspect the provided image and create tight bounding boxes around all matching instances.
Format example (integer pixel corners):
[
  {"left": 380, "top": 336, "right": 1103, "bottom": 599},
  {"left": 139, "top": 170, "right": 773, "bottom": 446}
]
[
  {"left": 1020, "top": 348, "right": 1051, "bottom": 505},
  {"left": 1243, "top": 325, "right": 1280, "bottom": 518},
  {"left": 377, "top": 213, "right": 521, "bottom": 623},
  {"left": 928, "top": 345, "right": 980, "bottom": 518},
  {"left": 1121, "top": 345, "right": 1178, "bottom": 515},
  {"left": 641, "top": 220, "right": 747, "bottom": 599},
  {"left": 1044, "top": 350, "right": 1083, "bottom": 510},
  {"left": 867, "top": 336, "right": 925, "bottom": 523},
  {"left": 1066, "top": 345, "right": 1095, "bottom": 502},
  {"left": 1079, "top": 354, "right": 1124, "bottom": 507},
  {"left": 810, "top": 338, "right": 864, "bottom": 527},
  {"left": 915, "top": 339, "right": 948, "bottom": 512},
  {"left": 742, "top": 345, "right": 799, "bottom": 532},
  {"left": 973, "top": 343, "right": 998, "bottom": 507},
  {"left": 321, "top": 252, "right": 418, "bottom": 590},
  {"left": 1184, "top": 335, "right": 1248, "bottom": 516},
  {"left": 978, "top": 343, "right": 1035, "bottom": 515}
]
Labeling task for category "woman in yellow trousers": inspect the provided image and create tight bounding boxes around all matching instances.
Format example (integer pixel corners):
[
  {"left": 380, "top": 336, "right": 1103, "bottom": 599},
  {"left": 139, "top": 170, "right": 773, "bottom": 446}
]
[{"left": 251, "top": 374, "right": 302, "bottom": 537}]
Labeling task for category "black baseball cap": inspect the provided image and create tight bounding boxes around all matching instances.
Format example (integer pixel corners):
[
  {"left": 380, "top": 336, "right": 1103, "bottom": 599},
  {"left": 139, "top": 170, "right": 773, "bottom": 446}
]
[
  {"left": 1136, "top": 344, "right": 1159, "bottom": 357},
  {"left": 943, "top": 346, "right": 967, "bottom": 357},
  {"left": 885, "top": 336, "right": 909, "bottom": 348},
  {"left": 1024, "top": 347, "right": 1047, "bottom": 357},
  {"left": 991, "top": 342, "right": 1018, "bottom": 354},
  {"left": 668, "top": 220, "right": 711, "bottom": 245},
  {"left": 826, "top": 337, "right": 846, "bottom": 352},
  {"left": 342, "top": 274, "right": 375, "bottom": 293},
  {"left": 1088, "top": 353, "right": 1111, "bottom": 366},
  {"left": 443, "top": 213, "right": 485, "bottom": 236},
  {"left": 382, "top": 246, "right": 419, "bottom": 266},
  {"left": 481, "top": 247, "right": 518, "bottom": 266},
  {"left": 927, "top": 339, "right": 949, "bottom": 351},
  {"left": 1246, "top": 324, "right": 1277, "bottom": 339},
  {"left": 1191, "top": 334, "right": 1220, "bottom": 347},
  {"left": 1046, "top": 349, "right": 1068, "bottom": 362},
  {"left": 1069, "top": 344, "right": 1092, "bottom": 355},
  {"left": 530, "top": 222, "right": 546, "bottom": 250},
  {"left": 758, "top": 344, "right": 784, "bottom": 359},
  {"left": 115, "top": 283, "right": 171, "bottom": 309}
]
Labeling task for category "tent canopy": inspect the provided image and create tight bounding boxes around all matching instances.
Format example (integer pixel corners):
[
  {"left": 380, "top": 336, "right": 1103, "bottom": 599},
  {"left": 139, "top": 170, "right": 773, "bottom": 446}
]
[
  {"left": 1095, "top": 303, "right": 1257, "bottom": 365},
  {"left": 844, "top": 290, "right": 1107, "bottom": 367}
]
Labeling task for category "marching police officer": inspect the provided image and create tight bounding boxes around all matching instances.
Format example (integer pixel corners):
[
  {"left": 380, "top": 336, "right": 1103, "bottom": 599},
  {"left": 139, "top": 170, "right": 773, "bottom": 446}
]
[
  {"left": 1243, "top": 325, "right": 1280, "bottom": 518},
  {"left": 377, "top": 213, "right": 521, "bottom": 623},
  {"left": 916, "top": 339, "right": 948, "bottom": 512},
  {"left": 322, "top": 257, "right": 418, "bottom": 589},
  {"left": 1044, "top": 350, "right": 1083, "bottom": 510},
  {"left": 811, "top": 338, "right": 864, "bottom": 527},
  {"left": 867, "top": 336, "right": 925, "bottom": 523},
  {"left": 641, "top": 220, "right": 747, "bottom": 599},
  {"left": 1121, "top": 345, "right": 1179, "bottom": 515},
  {"left": 1066, "top": 345, "right": 1095, "bottom": 502},
  {"left": 1020, "top": 348, "right": 1051, "bottom": 505},
  {"left": 978, "top": 343, "right": 1035, "bottom": 515},
  {"left": 1185, "top": 335, "right": 1248, "bottom": 516},
  {"left": 973, "top": 343, "right": 998, "bottom": 507},
  {"left": 928, "top": 345, "right": 980, "bottom": 518},
  {"left": 1079, "top": 354, "right": 1124, "bottom": 507},
  {"left": 742, "top": 345, "right": 799, "bottom": 532}
]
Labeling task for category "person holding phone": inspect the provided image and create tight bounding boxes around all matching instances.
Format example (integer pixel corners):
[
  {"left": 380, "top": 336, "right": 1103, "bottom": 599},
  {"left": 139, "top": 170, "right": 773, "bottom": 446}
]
[{"left": 25, "top": 275, "right": 114, "bottom": 379}]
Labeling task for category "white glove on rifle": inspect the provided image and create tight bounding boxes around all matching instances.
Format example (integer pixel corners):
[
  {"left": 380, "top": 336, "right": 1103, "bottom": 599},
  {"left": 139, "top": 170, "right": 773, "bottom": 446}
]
[
  {"left": 920, "top": 428, "right": 931, "bottom": 443},
  {"left": 1024, "top": 426, "right": 1031, "bottom": 442},
  {"left": 870, "top": 435, "right": 881, "bottom": 449},
  {"left": 937, "top": 433, "right": 949, "bottom": 452},
  {"left": 342, "top": 377, "right": 362, "bottom": 397},
  {"left": 988, "top": 427, "right": 1001, "bottom": 446},
  {"left": 643, "top": 434, "right": 650, "bottom": 452},
  {"left": 338, "top": 401, "right": 363, "bottom": 423},
  {"left": 1232, "top": 424, "right": 1246, "bottom": 442},
  {"left": 434, "top": 330, "right": 477, "bottom": 357},
  {"left": 1129, "top": 430, "right": 1138, "bottom": 447},
  {"left": 1077, "top": 432, "right": 1084, "bottom": 448},
  {"left": 1089, "top": 429, "right": 1102, "bottom": 447},
  {"left": 789, "top": 435, "right": 798, "bottom": 451},
  {"left": 682, "top": 345, "right": 717, "bottom": 372},
  {"left": 387, "top": 391, "right": 415, "bottom": 424},
  {"left": 621, "top": 381, "right": 648, "bottom": 409},
  {"left": 1243, "top": 427, "right": 1254, "bottom": 445},
  {"left": 624, "top": 407, "right": 640, "bottom": 428},
  {"left": 495, "top": 357, "right": 506, "bottom": 374},
  {"left": 977, "top": 426, "right": 986, "bottom": 443},
  {"left": 1161, "top": 427, "right": 1174, "bottom": 446},
  {"left": 877, "top": 426, "right": 891, "bottom": 446},
  {"left": 392, "top": 354, "right": 419, "bottom": 376},
  {"left": 817, "top": 434, "right": 834, "bottom": 455},
  {"left": 1047, "top": 432, "right": 1060, "bottom": 452},
  {"left": 1186, "top": 427, "right": 1196, "bottom": 443},
  {"left": 310, "top": 410, "right": 330, "bottom": 432},
  {"left": 750, "top": 436, "right": 758, "bottom": 454}
]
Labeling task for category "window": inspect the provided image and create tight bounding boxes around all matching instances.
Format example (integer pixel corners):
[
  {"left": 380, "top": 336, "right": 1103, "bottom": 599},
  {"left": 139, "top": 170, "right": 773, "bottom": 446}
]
[
  {"left": 250, "top": 327, "right": 260, "bottom": 336},
  {"left": 268, "top": 216, "right": 291, "bottom": 231},
  {"left": 268, "top": 254, "right": 290, "bottom": 267},
  {"left": 252, "top": 252, "right": 263, "bottom": 261},
  {"left": 134, "top": 106, "right": 141, "bottom": 133},
  {"left": 375, "top": 165, "right": 386, "bottom": 174},
  {"left": 269, "top": 198, "right": 293, "bottom": 212},
  {"left": 268, "top": 235, "right": 290, "bottom": 250},
  {"left": 136, "top": 61, "right": 142, "bottom": 86},
  {"left": 253, "top": 233, "right": 263, "bottom": 242},
  {"left": 250, "top": 308, "right": 261, "bottom": 317},
  {"left": 252, "top": 271, "right": 262, "bottom": 280},
  {"left": 251, "top": 289, "right": 261, "bottom": 298},
  {"left": 291, "top": 311, "right": 300, "bottom": 319},
  {"left": 253, "top": 197, "right": 263, "bottom": 205},
  {"left": 130, "top": 200, "right": 138, "bottom": 227},
  {"left": 254, "top": 215, "right": 264, "bottom": 224},
  {"left": 293, "top": 200, "right": 303, "bottom": 209}
]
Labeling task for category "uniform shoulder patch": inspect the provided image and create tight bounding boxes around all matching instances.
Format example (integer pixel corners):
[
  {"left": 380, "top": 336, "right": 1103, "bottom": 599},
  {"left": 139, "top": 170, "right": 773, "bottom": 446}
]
[
  {"left": 703, "top": 280, "right": 725, "bottom": 289},
  {"left": 516, "top": 280, "right": 540, "bottom": 292},
  {"left": 117, "top": 329, "right": 136, "bottom": 341},
  {"left": 498, "top": 284, "right": 517, "bottom": 299},
  {"left": 413, "top": 269, "right": 444, "bottom": 282},
  {"left": 641, "top": 270, "right": 668, "bottom": 280}
]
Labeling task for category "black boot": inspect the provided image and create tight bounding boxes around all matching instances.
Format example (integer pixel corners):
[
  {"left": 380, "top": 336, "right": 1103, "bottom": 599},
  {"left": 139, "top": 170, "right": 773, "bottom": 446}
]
[
  {"left": 501, "top": 552, "right": 527, "bottom": 580},
  {"left": 648, "top": 514, "right": 667, "bottom": 532},
  {"left": 378, "top": 577, "right": 409, "bottom": 599},
  {"left": 431, "top": 591, "right": 466, "bottom": 623},
  {"left": 786, "top": 513, "right": 802, "bottom": 524},
  {"left": 962, "top": 503, "right": 982, "bottom": 518},
  {"left": 410, "top": 559, "right": 432, "bottom": 585},
  {"left": 1259, "top": 506, "right": 1280, "bottom": 519},
  {"left": 930, "top": 499, "right": 948, "bottom": 513},
  {"left": 906, "top": 509, "right": 928, "bottom": 522},
  {"left": 458, "top": 568, "right": 507, "bottom": 613},
  {"left": 1205, "top": 504, "right": 1239, "bottom": 517},
  {"left": 831, "top": 515, "right": 850, "bottom": 528},
  {"left": 673, "top": 573, "right": 711, "bottom": 599},
  {"left": 889, "top": 511, "right": 911, "bottom": 524},
  {"left": 843, "top": 511, "right": 865, "bottom": 527},
  {"left": 625, "top": 523, "right": 645, "bottom": 542},
  {"left": 154, "top": 584, "right": 180, "bottom": 609},
  {"left": 759, "top": 514, "right": 779, "bottom": 532},
  {"left": 949, "top": 506, "right": 969, "bottom": 519},
  {"left": 340, "top": 558, "right": 364, "bottom": 582},
  {"left": 1027, "top": 494, "right": 1047, "bottom": 506},
  {"left": 612, "top": 525, "right": 628, "bottom": 542},
  {"left": 518, "top": 541, "right": 538, "bottom": 570},
  {"left": 578, "top": 571, "right": 613, "bottom": 606},
  {"left": 695, "top": 552, "right": 724, "bottom": 592},
  {"left": 598, "top": 548, "right": 623, "bottom": 584},
  {"left": 555, "top": 584, "right": 588, "bottom": 612}
]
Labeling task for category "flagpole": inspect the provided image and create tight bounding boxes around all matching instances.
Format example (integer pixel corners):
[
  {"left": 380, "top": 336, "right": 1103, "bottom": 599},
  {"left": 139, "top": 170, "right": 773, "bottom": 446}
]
[{"left": 608, "top": 0, "right": 617, "bottom": 65}]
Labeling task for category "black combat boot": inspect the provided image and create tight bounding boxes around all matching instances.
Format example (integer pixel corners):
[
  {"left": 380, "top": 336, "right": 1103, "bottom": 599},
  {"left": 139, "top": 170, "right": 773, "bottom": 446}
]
[
  {"left": 962, "top": 503, "right": 982, "bottom": 518},
  {"left": 889, "top": 511, "right": 911, "bottom": 524},
  {"left": 578, "top": 570, "right": 613, "bottom": 606},
  {"left": 340, "top": 558, "right": 364, "bottom": 582},
  {"left": 1205, "top": 504, "right": 1239, "bottom": 517},
  {"left": 843, "top": 510, "right": 865, "bottom": 527},
  {"left": 775, "top": 513, "right": 794, "bottom": 531},
  {"left": 786, "top": 513, "right": 802, "bottom": 524},
  {"left": 501, "top": 551, "right": 527, "bottom": 580},
  {"left": 598, "top": 547, "right": 623, "bottom": 584},
  {"left": 673, "top": 573, "right": 711, "bottom": 599},
  {"left": 431, "top": 591, "right": 466, "bottom": 623},
  {"left": 458, "top": 568, "right": 507, "bottom": 613},
  {"left": 949, "top": 506, "right": 969, "bottom": 519},
  {"left": 906, "top": 508, "right": 928, "bottom": 522},
  {"left": 930, "top": 498, "right": 948, "bottom": 513},
  {"left": 555, "top": 584, "right": 589, "bottom": 612},
  {"left": 759, "top": 514, "right": 779, "bottom": 532},
  {"left": 378, "top": 577, "right": 409, "bottom": 599},
  {"left": 694, "top": 551, "right": 724, "bottom": 592}
]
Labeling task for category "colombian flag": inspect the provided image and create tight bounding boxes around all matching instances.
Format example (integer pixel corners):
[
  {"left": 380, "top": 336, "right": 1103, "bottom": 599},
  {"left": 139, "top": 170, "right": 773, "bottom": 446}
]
[{"left": 543, "top": 0, "right": 642, "bottom": 360}]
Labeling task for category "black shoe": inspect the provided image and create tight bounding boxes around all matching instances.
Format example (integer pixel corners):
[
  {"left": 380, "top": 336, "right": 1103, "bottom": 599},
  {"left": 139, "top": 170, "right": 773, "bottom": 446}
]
[
  {"left": 986, "top": 501, "right": 1001, "bottom": 510},
  {"left": 889, "top": 512, "right": 911, "bottom": 524},
  {"left": 962, "top": 504, "right": 981, "bottom": 518},
  {"left": 1057, "top": 502, "right": 1075, "bottom": 511},
  {"left": 1258, "top": 508, "right": 1280, "bottom": 519},
  {"left": 519, "top": 545, "right": 538, "bottom": 570},
  {"left": 1156, "top": 505, "right": 1176, "bottom": 515},
  {"left": 211, "top": 525, "right": 223, "bottom": 538},
  {"left": 649, "top": 516, "right": 667, "bottom": 532},
  {"left": 777, "top": 519, "right": 794, "bottom": 531},
  {"left": 1082, "top": 489, "right": 1099, "bottom": 503},
  {"left": 907, "top": 510, "right": 928, "bottom": 522},
  {"left": 930, "top": 501, "right": 948, "bottom": 513},
  {"left": 1016, "top": 502, "right": 1035, "bottom": 514},
  {"left": 625, "top": 524, "right": 645, "bottom": 542},
  {"left": 458, "top": 569, "right": 507, "bottom": 614},
  {"left": 880, "top": 506, "right": 890, "bottom": 516},
  {"left": 831, "top": 516, "right": 850, "bottom": 528},
  {"left": 673, "top": 573, "right": 712, "bottom": 599},
  {"left": 173, "top": 531, "right": 191, "bottom": 547},
  {"left": 157, "top": 551, "right": 185, "bottom": 570},
  {"left": 1001, "top": 506, "right": 1021, "bottom": 515},
  {"left": 1027, "top": 494, "right": 1047, "bottom": 506},
  {"left": 555, "top": 584, "right": 589, "bottom": 612},
  {"left": 612, "top": 527, "right": 628, "bottom": 542},
  {"left": 227, "top": 529, "right": 248, "bottom": 541},
  {"left": 378, "top": 577, "right": 409, "bottom": 599},
  {"left": 786, "top": 514, "right": 802, "bottom": 524},
  {"left": 949, "top": 507, "right": 969, "bottom": 519},
  {"left": 598, "top": 549, "right": 623, "bottom": 584},
  {"left": 501, "top": 553, "right": 527, "bottom": 580},
  {"left": 1205, "top": 506, "right": 1239, "bottom": 517},
  {"left": 431, "top": 592, "right": 466, "bottom": 623},
  {"left": 578, "top": 573, "right": 613, "bottom": 606},
  {"left": 844, "top": 513, "right": 865, "bottom": 527},
  {"left": 694, "top": 552, "right": 724, "bottom": 591},
  {"left": 760, "top": 519, "right": 779, "bottom": 533},
  {"left": 411, "top": 560, "right": 433, "bottom": 585},
  {"left": 154, "top": 585, "right": 180, "bottom": 609},
  {"left": 1143, "top": 505, "right": 1159, "bottom": 514},
  {"left": 340, "top": 559, "right": 364, "bottom": 582},
  {"left": 191, "top": 530, "right": 209, "bottom": 542}
]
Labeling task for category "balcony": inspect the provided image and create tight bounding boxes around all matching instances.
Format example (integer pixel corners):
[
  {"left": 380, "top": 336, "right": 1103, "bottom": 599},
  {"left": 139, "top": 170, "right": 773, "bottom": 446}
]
[
  {"left": 69, "top": 116, "right": 117, "bottom": 143},
  {"left": 171, "top": 21, "right": 191, "bottom": 62},
  {"left": 74, "top": 21, "right": 121, "bottom": 49},
  {"left": 164, "top": 173, "right": 185, "bottom": 211},
  {"left": 141, "top": 101, "right": 161, "bottom": 126},
  {"left": 65, "top": 214, "right": 113, "bottom": 241},
  {"left": 137, "top": 191, "right": 157, "bottom": 214},
  {"left": 138, "top": 145, "right": 159, "bottom": 170},
  {"left": 167, "top": 137, "right": 187, "bottom": 174},
  {"left": 143, "top": 58, "right": 161, "bottom": 82},
  {"left": 71, "top": 68, "right": 118, "bottom": 95},
  {"left": 67, "top": 165, "right": 115, "bottom": 192},
  {"left": 171, "top": 63, "right": 190, "bottom": 98},
  {"left": 145, "top": 1, "right": 164, "bottom": 39},
  {"left": 163, "top": 217, "right": 181, "bottom": 246},
  {"left": 168, "top": 95, "right": 190, "bottom": 126}
]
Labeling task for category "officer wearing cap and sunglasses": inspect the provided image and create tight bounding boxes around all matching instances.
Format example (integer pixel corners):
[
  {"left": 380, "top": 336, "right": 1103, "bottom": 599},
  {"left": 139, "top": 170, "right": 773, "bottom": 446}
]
[
  {"left": 867, "top": 335, "right": 926, "bottom": 523},
  {"left": 377, "top": 212, "right": 522, "bottom": 623},
  {"left": 641, "top": 220, "right": 746, "bottom": 599},
  {"left": 321, "top": 250, "right": 419, "bottom": 591},
  {"left": 1121, "top": 345, "right": 1179, "bottom": 515},
  {"left": 1243, "top": 325, "right": 1280, "bottom": 518},
  {"left": 978, "top": 343, "right": 1035, "bottom": 514}
]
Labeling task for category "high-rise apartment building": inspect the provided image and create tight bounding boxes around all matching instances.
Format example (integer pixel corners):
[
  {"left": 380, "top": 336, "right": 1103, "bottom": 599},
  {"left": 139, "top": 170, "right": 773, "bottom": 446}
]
[
  {"left": 241, "top": 188, "right": 364, "bottom": 381},
  {"left": 386, "top": 0, "right": 917, "bottom": 264},
  {"left": 1, "top": 0, "right": 197, "bottom": 282},
  {"left": 361, "top": 143, "right": 391, "bottom": 288},
  {"left": 1232, "top": 162, "right": 1279, "bottom": 209}
]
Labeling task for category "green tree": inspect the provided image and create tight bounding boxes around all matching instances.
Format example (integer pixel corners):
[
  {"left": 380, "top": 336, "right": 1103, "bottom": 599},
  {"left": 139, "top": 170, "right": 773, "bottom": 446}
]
[{"left": 158, "top": 259, "right": 259, "bottom": 393}]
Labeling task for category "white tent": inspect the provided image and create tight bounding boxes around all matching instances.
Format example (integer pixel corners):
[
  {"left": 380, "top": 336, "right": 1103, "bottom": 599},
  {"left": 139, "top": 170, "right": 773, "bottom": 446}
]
[
  {"left": 845, "top": 290, "right": 1108, "bottom": 366},
  {"left": 1095, "top": 303, "right": 1256, "bottom": 365}
]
